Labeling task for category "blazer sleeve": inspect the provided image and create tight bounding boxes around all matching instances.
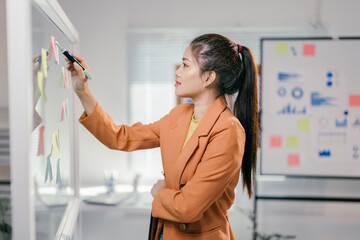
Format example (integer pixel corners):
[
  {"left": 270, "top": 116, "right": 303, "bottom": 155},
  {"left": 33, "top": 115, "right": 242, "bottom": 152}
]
[
  {"left": 79, "top": 103, "right": 163, "bottom": 151},
  {"left": 151, "top": 120, "right": 245, "bottom": 223}
]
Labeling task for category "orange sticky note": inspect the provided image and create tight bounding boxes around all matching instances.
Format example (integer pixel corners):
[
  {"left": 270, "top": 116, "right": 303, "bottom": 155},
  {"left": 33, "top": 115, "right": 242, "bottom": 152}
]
[
  {"left": 37, "top": 125, "right": 45, "bottom": 156},
  {"left": 287, "top": 154, "right": 300, "bottom": 166},
  {"left": 270, "top": 136, "right": 282, "bottom": 148},
  {"left": 303, "top": 44, "right": 315, "bottom": 56},
  {"left": 349, "top": 95, "right": 360, "bottom": 106}
]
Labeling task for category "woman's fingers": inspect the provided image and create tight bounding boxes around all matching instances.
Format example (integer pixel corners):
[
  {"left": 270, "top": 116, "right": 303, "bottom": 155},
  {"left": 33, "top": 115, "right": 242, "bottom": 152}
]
[
  {"left": 64, "top": 55, "right": 91, "bottom": 72},
  {"left": 72, "top": 54, "right": 91, "bottom": 71}
]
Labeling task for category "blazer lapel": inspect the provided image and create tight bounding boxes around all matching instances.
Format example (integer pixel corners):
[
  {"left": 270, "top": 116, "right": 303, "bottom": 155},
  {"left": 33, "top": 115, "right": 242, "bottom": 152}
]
[
  {"left": 167, "top": 106, "right": 193, "bottom": 158},
  {"left": 173, "top": 96, "right": 228, "bottom": 186}
]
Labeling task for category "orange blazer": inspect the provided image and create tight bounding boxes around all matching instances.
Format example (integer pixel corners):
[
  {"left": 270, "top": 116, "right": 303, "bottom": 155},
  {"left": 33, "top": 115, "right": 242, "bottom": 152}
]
[{"left": 80, "top": 96, "right": 245, "bottom": 240}]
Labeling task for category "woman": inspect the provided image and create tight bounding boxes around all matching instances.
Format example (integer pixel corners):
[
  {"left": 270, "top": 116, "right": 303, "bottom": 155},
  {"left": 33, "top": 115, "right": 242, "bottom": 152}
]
[{"left": 67, "top": 33, "right": 259, "bottom": 240}]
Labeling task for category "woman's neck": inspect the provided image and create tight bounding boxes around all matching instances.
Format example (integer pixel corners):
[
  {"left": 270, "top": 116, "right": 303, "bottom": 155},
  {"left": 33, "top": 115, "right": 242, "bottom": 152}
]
[{"left": 192, "top": 92, "right": 218, "bottom": 120}]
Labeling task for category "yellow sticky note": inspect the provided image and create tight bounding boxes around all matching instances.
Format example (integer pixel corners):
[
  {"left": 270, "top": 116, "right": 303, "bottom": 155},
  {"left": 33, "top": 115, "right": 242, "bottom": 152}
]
[
  {"left": 52, "top": 130, "right": 60, "bottom": 158},
  {"left": 59, "top": 66, "right": 65, "bottom": 87},
  {"left": 41, "top": 48, "right": 48, "bottom": 78},
  {"left": 276, "top": 43, "right": 288, "bottom": 56},
  {"left": 37, "top": 71, "right": 47, "bottom": 102},
  {"left": 298, "top": 119, "right": 310, "bottom": 131},
  {"left": 286, "top": 136, "right": 299, "bottom": 148}
]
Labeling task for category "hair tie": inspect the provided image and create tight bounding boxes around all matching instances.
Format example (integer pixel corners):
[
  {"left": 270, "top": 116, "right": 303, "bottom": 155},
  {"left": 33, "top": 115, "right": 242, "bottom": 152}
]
[{"left": 237, "top": 44, "right": 242, "bottom": 53}]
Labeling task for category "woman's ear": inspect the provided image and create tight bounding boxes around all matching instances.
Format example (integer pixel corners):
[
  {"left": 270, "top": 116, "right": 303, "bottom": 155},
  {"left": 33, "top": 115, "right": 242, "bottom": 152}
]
[{"left": 203, "top": 71, "right": 217, "bottom": 87}]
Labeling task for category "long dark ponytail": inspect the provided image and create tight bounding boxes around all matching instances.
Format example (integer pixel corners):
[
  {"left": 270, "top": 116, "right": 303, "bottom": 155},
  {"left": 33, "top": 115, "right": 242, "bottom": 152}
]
[{"left": 190, "top": 34, "right": 259, "bottom": 197}]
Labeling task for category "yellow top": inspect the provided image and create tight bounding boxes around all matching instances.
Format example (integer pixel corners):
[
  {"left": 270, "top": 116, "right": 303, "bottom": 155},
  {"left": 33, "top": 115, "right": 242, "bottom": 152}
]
[{"left": 182, "top": 114, "right": 200, "bottom": 150}]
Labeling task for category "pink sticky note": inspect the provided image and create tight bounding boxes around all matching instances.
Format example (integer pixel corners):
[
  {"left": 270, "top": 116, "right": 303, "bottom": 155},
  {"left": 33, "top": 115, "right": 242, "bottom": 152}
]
[
  {"left": 303, "top": 44, "right": 315, "bottom": 56},
  {"left": 47, "top": 36, "right": 59, "bottom": 63},
  {"left": 63, "top": 101, "right": 67, "bottom": 119},
  {"left": 287, "top": 154, "right": 300, "bottom": 166},
  {"left": 64, "top": 69, "right": 70, "bottom": 88},
  {"left": 37, "top": 126, "right": 45, "bottom": 156},
  {"left": 60, "top": 101, "right": 67, "bottom": 121},
  {"left": 270, "top": 136, "right": 282, "bottom": 148},
  {"left": 349, "top": 95, "right": 360, "bottom": 106},
  {"left": 48, "top": 43, "right": 53, "bottom": 61}
]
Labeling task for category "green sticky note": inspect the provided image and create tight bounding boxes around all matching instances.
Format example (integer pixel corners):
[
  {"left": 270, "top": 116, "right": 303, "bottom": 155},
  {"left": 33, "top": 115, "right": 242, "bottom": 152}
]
[
  {"left": 286, "top": 136, "right": 299, "bottom": 148},
  {"left": 276, "top": 43, "right": 288, "bottom": 56},
  {"left": 298, "top": 119, "right": 310, "bottom": 131}
]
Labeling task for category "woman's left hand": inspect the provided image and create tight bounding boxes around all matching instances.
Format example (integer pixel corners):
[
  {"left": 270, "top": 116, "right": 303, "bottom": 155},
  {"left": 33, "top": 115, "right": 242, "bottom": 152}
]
[{"left": 151, "top": 179, "right": 166, "bottom": 197}]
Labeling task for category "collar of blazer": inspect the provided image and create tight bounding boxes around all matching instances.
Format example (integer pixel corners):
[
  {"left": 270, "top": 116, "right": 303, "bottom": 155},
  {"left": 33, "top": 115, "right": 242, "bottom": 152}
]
[{"left": 171, "top": 96, "right": 228, "bottom": 187}]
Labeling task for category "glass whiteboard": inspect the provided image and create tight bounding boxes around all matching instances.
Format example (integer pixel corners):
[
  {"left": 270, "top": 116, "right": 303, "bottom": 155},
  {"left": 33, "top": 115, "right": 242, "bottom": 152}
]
[{"left": 31, "top": 1, "right": 79, "bottom": 239}]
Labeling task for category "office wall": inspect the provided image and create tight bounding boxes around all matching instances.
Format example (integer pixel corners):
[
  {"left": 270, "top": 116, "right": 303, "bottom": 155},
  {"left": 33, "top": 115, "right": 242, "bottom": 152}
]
[
  {"left": 60, "top": 0, "right": 360, "bottom": 186},
  {"left": 60, "top": 1, "right": 129, "bottom": 186},
  {"left": 0, "top": 0, "right": 8, "bottom": 109},
  {"left": 0, "top": 0, "right": 8, "bottom": 129},
  {"left": 322, "top": 0, "right": 360, "bottom": 35}
]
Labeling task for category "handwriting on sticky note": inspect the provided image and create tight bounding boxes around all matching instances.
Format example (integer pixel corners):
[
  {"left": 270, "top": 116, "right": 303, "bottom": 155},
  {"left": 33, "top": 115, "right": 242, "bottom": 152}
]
[
  {"left": 270, "top": 136, "right": 282, "bottom": 148},
  {"left": 37, "top": 71, "right": 47, "bottom": 102},
  {"left": 287, "top": 154, "right": 300, "bottom": 166},
  {"left": 287, "top": 136, "right": 299, "bottom": 148},
  {"left": 298, "top": 118, "right": 310, "bottom": 131},
  {"left": 276, "top": 43, "right": 288, "bottom": 56}
]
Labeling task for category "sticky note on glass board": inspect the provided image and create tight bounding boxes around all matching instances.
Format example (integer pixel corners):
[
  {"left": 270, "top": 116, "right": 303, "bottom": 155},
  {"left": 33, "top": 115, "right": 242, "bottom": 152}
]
[
  {"left": 41, "top": 48, "right": 48, "bottom": 78},
  {"left": 37, "top": 125, "right": 45, "bottom": 156},
  {"left": 270, "top": 136, "right": 282, "bottom": 148},
  {"left": 52, "top": 130, "right": 60, "bottom": 158},
  {"left": 287, "top": 154, "right": 300, "bottom": 166},
  {"left": 64, "top": 68, "right": 70, "bottom": 88},
  {"left": 349, "top": 95, "right": 360, "bottom": 106},
  {"left": 286, "top": 136, "right": 299, "bottom": 148},
  {"left": 303, "top": 44, "right": 316, "bottom": 56},
  {"left": 37, "top": 71, "right": 47, "bottom": 102},
  {"left": 298, "top": 118, "right": 310, "bottom": 131},
  {"left": 276, "top": 43, "right": 288, "bottom": 56}
]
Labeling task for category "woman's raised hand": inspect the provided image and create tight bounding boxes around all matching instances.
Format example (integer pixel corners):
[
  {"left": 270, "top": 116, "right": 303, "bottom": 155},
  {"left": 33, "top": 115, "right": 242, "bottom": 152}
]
[
  {"left": 66, "top": 55, "right": 91, "bottom": 95},
  {"left": 66, "top": 55, "right": 97, "bottom": 116}
]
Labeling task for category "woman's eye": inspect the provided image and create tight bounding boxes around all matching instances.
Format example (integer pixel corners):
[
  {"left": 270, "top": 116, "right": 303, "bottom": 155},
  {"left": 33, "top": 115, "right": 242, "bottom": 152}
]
[{"left": 183, "top": 63, "right": 187, "bottom": 67}]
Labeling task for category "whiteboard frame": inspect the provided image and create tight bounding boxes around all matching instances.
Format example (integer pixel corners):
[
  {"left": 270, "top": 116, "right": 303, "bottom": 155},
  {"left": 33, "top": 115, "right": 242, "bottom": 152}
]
[
  {"left": 259, "top": 36, "right": 360, "bottom": 180},
  {"left": 7, "top": 0, "right": 80, "bottom": 239}
]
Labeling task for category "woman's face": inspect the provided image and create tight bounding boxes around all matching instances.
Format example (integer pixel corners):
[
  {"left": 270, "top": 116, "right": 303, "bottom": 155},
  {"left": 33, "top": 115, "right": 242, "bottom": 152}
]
[{"left": 175, "top": 46, "right": 205, "bottom": 99}]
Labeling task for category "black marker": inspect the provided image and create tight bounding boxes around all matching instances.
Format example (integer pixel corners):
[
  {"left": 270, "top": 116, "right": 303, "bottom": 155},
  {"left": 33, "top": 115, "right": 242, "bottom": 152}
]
[{"left": 56, "top": 42, "right": 93, "bottom": 80}]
